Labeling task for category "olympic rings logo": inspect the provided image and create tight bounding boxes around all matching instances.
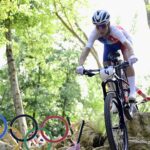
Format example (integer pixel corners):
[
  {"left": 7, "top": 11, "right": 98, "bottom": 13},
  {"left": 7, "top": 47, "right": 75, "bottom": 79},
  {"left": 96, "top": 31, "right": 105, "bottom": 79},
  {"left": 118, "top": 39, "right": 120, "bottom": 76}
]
[{"left": 0, "top": 114, "right": 69, "bottom": 149}]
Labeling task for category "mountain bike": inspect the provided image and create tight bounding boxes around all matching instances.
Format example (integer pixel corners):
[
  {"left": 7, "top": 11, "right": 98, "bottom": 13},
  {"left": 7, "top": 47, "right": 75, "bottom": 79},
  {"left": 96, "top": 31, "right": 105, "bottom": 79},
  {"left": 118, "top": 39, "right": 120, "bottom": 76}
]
[{"left": 83, "top": 51, "right": 137, "bottom": 150}]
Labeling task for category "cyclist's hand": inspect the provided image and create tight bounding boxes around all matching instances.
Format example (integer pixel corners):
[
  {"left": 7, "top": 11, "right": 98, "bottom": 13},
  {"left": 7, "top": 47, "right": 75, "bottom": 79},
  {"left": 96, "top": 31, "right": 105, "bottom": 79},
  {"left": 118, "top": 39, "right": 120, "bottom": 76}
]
[
  {"left": 128, "top": 55, "right": 138, "bottom": 65},
  {"left": 76, "top": 66, "right": 84, "bottom": 75}
]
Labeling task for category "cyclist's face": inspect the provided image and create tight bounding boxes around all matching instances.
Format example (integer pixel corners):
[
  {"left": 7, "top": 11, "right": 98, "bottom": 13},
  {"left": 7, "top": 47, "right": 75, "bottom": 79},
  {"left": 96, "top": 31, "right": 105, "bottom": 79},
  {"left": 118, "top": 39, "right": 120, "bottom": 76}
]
[{"left": 96, "top": 23, "right": 109, "bottom": 36}]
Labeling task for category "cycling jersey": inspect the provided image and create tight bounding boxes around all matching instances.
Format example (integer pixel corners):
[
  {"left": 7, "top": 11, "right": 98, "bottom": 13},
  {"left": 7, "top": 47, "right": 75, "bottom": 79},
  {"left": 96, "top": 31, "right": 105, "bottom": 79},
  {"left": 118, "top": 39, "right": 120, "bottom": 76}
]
[
  {"left": 86, "top": 25, "right": 132, "bottom": 47},
  {"left": 86, "top": 25, "right": 133, "bottom": 61}
]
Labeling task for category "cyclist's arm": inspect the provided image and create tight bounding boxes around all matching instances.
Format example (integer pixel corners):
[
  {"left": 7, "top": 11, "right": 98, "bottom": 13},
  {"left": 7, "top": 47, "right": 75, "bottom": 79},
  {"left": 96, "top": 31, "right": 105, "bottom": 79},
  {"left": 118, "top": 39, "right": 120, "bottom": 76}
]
[
  {"left": 79, "top": 47, "right": 91, "bottom": 66},
  {"left": 79, "top": 28, "right": 98, "bottom": 66},
  {"left": 111, "top": 26, "right": 135, "bottom": 56},
  {"left": 122, "top": 40, "right": 134, "bottom": 56}
]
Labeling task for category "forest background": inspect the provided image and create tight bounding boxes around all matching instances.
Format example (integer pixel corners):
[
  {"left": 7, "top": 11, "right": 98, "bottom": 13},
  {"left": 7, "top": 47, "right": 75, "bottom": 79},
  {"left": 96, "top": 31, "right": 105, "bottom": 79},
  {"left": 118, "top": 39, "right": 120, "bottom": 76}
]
[{"left": 0, "top": 0, "right": 150, "bottom": 139}]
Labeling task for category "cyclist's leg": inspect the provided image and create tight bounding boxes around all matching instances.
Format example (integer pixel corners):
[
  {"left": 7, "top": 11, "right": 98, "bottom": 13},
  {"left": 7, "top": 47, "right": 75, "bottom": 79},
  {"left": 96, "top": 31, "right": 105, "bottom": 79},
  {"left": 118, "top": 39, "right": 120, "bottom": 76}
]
[
  {"left": 103, "top": 44, "right": 111, "bottom": 67},
  {"left": 103, "top": 42, "right": 122, "bottom": 66},
  {"left": 103, "top": 43, "right": 121, "bottom": 92},
  {"left": 121, "top": 46, "right": 136, "bottom": 102}
]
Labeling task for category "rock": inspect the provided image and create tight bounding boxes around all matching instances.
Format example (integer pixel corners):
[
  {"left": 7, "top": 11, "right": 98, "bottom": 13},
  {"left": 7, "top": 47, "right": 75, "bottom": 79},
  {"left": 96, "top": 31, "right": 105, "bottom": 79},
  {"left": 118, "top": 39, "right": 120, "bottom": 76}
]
[
  {"left": 93, "top": 145, "right": 109, "bottom": 150},
  {"left": 0, "top": 141, "right": 13, "bottom": 150},
  {"left": 95, "top": 112, "right": 150, "bottom": 150},
  {"left": 127, "top": 112, "right": 150, "bottom": 150},
  {"left": 127, "top": 112, "right": 150, "bottom": 140},
  {"left": 59, "top": 112, "right": 150, "bottom": 150},
  {"left": 129, "top": 139, "right": 150, "bottom": 150}
]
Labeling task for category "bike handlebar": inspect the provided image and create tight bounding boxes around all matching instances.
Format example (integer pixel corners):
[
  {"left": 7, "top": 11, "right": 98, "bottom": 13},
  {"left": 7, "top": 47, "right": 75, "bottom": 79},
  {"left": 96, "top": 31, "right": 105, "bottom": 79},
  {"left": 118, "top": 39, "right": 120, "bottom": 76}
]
[
  {"left": 115, "top": 61, "right": 129, "bottom": 70},
  {"left": 83, "top": 61, "right": 129, "bottom": 77}
]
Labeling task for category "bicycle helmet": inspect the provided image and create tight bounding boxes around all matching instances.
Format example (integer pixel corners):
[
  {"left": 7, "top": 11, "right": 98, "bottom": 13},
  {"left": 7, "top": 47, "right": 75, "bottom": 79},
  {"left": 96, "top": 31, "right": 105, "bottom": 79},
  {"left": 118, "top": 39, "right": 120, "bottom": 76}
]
[{"left": 92, "top": 10, "right": 110, "bottom": 25}]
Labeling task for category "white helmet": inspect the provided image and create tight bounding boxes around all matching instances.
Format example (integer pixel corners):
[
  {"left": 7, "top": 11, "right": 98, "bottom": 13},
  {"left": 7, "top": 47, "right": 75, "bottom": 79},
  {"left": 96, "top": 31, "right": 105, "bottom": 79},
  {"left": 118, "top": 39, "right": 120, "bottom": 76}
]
[
  {"left": 92, "top": 10, "right": 110, "bottom": 25},
  {"left": 100, "top": 66, "right": 115, "bottom": 81}
]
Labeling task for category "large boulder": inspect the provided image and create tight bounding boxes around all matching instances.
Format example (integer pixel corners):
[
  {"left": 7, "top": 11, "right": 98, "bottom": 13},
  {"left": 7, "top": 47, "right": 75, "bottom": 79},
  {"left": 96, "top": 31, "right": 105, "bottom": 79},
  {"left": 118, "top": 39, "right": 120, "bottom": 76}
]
[
  {"left": 127, "top": 112, "right": 150, "bottom": 140},
  {"left": 94, "top": 112, "right": 150, "bottom": 150},
  {"left": 127, "top": 112, "right": 150, "bottom": 150}
]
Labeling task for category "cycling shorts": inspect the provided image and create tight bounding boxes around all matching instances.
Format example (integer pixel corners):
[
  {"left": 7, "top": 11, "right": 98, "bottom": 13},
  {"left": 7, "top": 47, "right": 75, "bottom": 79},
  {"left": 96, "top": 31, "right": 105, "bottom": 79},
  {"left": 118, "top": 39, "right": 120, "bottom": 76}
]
[{"left": 103, "top": 42, "right": 126, "bottom": 62}]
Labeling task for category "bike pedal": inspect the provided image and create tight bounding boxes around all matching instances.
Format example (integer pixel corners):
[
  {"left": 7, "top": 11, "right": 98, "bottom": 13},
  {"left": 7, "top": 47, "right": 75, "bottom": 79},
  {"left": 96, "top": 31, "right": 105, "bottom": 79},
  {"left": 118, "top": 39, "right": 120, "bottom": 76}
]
[{"left": 124, "top": 103, "right": 130, "bottom": 109}]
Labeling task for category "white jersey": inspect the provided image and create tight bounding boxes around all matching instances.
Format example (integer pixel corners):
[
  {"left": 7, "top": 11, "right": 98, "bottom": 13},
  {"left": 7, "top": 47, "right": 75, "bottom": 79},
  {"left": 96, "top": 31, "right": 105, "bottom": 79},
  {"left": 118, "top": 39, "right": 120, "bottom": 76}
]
[{"left": 86, "top": 25, "right": 132, "bottom": 48}]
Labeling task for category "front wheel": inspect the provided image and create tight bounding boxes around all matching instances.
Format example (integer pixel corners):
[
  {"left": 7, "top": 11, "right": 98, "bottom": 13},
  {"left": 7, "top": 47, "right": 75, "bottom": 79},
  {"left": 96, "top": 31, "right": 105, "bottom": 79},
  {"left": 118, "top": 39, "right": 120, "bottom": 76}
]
[{"left": 104, "top": 92, "right": 129, "bottom": 150}]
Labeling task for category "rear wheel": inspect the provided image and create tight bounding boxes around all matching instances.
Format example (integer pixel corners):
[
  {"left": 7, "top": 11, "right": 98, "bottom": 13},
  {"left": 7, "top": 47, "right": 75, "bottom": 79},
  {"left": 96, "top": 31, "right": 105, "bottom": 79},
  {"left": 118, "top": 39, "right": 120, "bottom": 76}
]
[{"left": 104, "top": 92, "right": 128, "bottom": 150}]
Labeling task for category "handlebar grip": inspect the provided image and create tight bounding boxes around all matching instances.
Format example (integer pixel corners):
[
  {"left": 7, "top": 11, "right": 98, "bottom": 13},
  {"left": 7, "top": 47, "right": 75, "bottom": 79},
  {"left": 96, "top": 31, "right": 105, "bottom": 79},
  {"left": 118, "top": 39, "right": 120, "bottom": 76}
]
[
  {"left": 122, "top": 61, "right": 129, "bottom": 68},
  {"left": 83, "top": 70, "right": 96, "bottom": 77}
]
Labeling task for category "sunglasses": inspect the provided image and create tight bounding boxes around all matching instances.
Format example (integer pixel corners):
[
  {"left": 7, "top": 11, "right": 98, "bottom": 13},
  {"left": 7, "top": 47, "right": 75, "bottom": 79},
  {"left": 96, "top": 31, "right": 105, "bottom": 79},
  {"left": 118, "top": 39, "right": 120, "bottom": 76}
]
[{"left": 96, "top": 23, "right": 108, "bottom": 30}]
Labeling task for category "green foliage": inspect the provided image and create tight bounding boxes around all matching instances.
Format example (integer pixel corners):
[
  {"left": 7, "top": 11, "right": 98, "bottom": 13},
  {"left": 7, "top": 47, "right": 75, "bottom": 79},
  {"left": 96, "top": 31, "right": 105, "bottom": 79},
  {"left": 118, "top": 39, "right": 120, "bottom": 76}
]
[
  {"left": 2, "top": 0, "right": 150, "bottom": 140},
  {"left": 0, "top": 0, "right": 104, "bottom": 136},
  {"left": 138, "top": 75, "right": 150, "bottom": 112},
  {"left": 0, "top": 67, "right": 16, "bottom": 122},
  {"left": 146, "top": 4, "right": 150, "bottom": 11}
]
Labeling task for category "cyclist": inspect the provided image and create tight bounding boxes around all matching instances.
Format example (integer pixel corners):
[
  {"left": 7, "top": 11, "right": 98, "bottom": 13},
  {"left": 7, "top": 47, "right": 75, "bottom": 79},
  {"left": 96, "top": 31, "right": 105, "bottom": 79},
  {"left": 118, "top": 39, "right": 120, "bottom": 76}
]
[{"left": 76, "top": 10, "right": 138, "bottom": 103}]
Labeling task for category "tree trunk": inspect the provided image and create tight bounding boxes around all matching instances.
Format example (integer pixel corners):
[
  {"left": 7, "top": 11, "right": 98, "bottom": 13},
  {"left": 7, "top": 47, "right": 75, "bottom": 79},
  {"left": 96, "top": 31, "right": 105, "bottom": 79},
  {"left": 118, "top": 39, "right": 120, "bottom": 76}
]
[
  {"left": 5, "top": 20, "right": 27, "bottom": 136},
  {"left": 144, "top": 0, "right": 150, "bottom": 27}
]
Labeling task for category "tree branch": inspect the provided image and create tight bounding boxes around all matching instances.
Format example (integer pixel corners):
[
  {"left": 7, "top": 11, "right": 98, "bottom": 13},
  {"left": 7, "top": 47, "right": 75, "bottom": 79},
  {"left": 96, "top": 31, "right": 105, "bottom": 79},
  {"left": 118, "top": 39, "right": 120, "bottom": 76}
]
[
  {"left": 58, "top": 0, "right": 74, "bottom": 30},
  {"left": 53, "top": 0, "right": 102, "bottom": 68},
  {"left": 75, "top": 22, "right": 88, "bottom": 41}
]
